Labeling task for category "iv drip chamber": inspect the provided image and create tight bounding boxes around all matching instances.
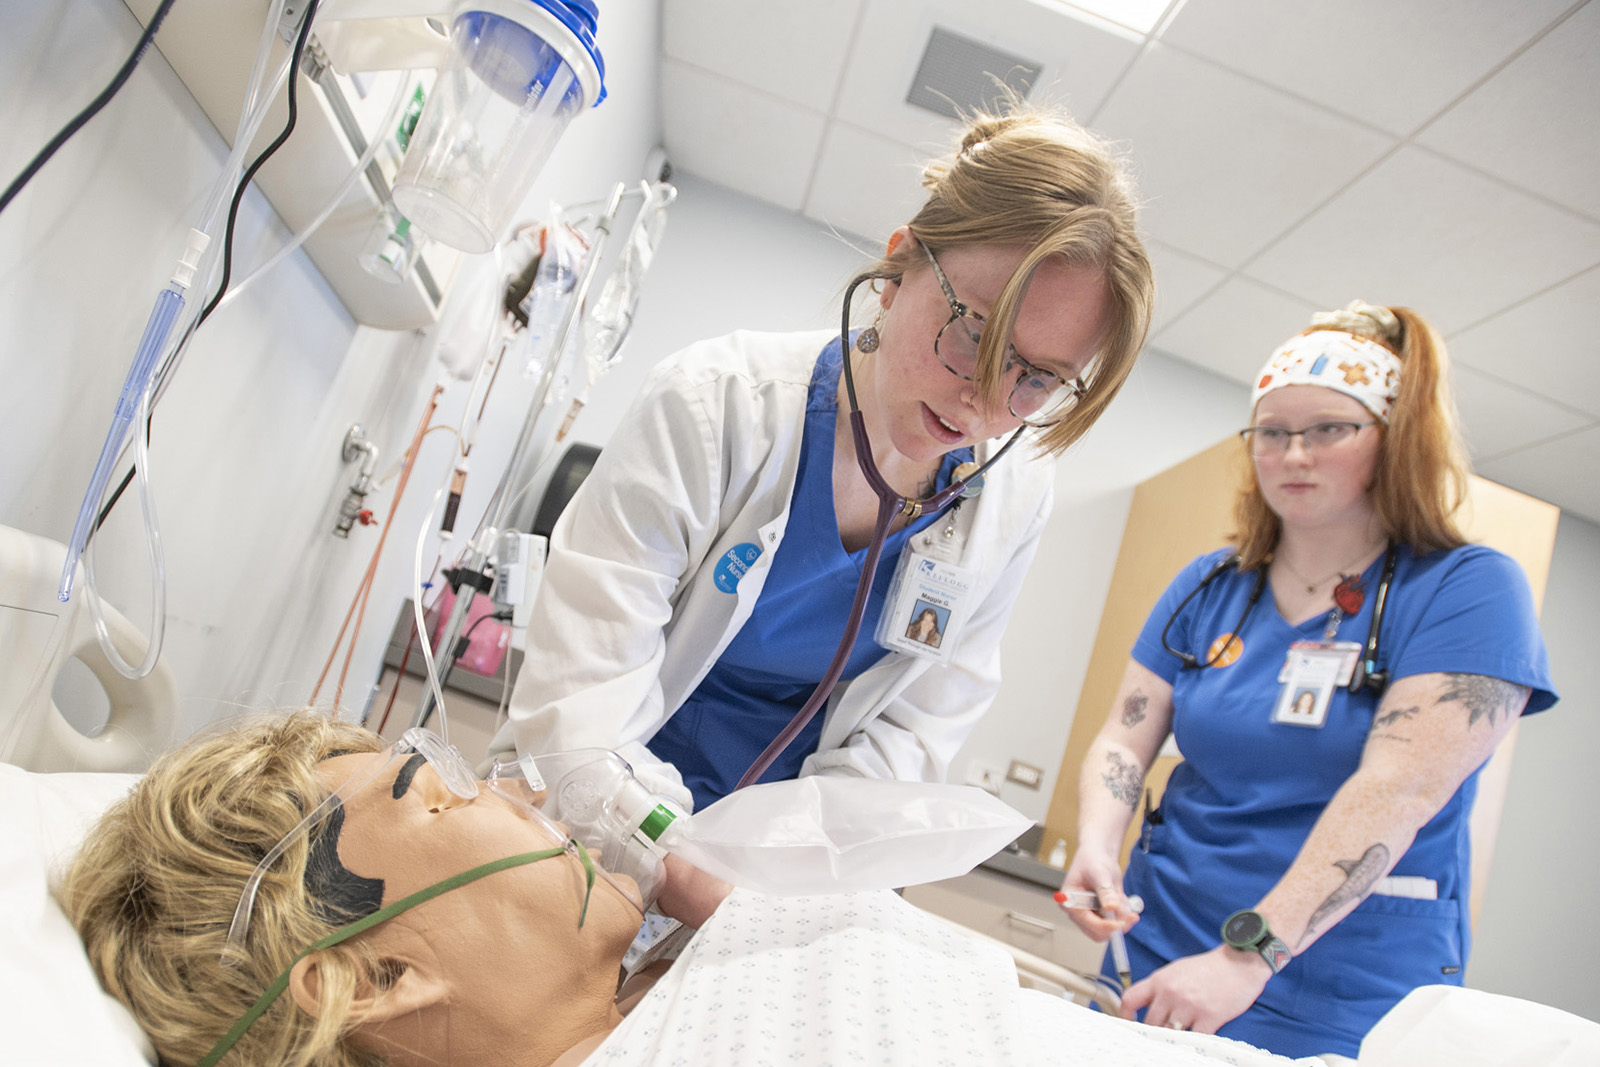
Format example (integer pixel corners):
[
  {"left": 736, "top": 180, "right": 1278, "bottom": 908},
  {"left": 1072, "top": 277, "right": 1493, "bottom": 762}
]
[{"left": 392, "top": 0, "right": 606, "bottom": 253}]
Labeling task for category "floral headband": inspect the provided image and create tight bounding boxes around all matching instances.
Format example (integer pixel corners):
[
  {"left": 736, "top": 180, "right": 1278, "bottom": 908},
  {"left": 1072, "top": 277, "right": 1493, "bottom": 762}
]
[{"left": 1250, "top": 329, "right": 1402, "bottom": 423}]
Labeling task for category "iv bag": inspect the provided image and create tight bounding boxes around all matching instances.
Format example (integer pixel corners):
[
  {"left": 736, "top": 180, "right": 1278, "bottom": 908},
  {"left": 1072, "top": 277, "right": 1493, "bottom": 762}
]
[
  {"left": 579, "top": 181, "right": 676, "bottom": 377},
  {"left": 656, "top": 777, "right": 1030, "bottom": 896}
]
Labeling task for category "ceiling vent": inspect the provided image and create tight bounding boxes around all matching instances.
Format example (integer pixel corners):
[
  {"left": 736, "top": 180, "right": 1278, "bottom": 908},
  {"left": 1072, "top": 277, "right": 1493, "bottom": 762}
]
[{"left": 906, "top": 27, "right": 1041, "bottom": 119}]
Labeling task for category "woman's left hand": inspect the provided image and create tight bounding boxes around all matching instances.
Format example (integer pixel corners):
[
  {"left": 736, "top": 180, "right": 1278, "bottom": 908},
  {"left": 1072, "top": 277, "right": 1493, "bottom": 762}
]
[{"left": 1118, "top": 945, "right": 1271, "bottom": 1034}]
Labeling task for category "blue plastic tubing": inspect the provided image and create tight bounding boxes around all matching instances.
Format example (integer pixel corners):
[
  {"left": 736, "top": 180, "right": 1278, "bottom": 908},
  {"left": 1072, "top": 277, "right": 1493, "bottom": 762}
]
[{"left": 57, "top": 282, "right": 187, "bottom": 602}]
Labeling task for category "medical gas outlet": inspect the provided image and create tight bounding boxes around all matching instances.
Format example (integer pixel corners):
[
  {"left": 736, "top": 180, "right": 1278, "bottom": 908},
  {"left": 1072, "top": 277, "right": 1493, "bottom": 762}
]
[{"left": 334, "top": 425, "right": 380, "bottom": 537}]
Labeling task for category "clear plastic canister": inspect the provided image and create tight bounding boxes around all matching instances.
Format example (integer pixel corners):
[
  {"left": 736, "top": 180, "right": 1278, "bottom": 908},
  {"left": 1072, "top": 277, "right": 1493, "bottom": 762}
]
[{"left": 393, "top": 0, "right": 605, "bottom": 253}]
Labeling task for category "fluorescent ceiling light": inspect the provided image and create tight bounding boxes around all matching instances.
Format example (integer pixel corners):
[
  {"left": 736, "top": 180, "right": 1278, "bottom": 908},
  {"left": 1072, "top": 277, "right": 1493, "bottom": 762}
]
[{"left": 1028, "top": 0, "right": 1185, "bottom": 36}]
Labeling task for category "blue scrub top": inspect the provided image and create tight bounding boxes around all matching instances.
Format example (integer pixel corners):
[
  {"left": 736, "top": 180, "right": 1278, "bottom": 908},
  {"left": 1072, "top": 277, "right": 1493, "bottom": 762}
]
[
  {"left": 1115, "top": 543, "right": 1556, "bottom": 1058},
  {"left": 647, "top": 340, "right": 972, "bottom": 811}
]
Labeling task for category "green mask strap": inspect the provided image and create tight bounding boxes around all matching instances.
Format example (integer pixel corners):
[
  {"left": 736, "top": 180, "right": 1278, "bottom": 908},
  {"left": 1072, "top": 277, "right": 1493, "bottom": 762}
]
[{"left": 198, "top": 843, "right": 594, "bottom": 1067}]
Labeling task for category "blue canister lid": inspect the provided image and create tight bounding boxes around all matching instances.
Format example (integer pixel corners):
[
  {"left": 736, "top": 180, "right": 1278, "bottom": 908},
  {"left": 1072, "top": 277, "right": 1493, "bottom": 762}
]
[{"left": 528, "top": 0, "right": 606, "bottom": 105}]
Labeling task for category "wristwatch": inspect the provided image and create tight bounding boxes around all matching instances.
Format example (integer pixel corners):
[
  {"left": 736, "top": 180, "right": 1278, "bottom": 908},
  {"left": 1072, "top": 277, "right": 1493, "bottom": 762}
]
[{"left": 1221, "top": 909, "right": 1292, "bottom": 974}]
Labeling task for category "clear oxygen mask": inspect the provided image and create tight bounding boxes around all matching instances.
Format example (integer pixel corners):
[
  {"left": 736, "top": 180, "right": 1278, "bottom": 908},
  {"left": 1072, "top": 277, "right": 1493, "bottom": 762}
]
[{"left": 491, "top": 747, "right": 680, "bottom": 911}]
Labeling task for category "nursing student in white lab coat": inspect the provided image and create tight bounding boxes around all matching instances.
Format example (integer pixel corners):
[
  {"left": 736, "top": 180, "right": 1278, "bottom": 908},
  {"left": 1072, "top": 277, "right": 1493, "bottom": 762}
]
[{"left": 487, "top": 104, "right": 1153, "bottom": 868}]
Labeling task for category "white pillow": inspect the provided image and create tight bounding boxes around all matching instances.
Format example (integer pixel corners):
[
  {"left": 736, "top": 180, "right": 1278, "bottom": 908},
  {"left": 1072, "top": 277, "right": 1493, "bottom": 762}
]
[
  {"left": 0, "top": 763, "right": 152, "bottom": 1066},
  {"left": 1358, "top": 985, "right": 1600, "bottom": 1066}
]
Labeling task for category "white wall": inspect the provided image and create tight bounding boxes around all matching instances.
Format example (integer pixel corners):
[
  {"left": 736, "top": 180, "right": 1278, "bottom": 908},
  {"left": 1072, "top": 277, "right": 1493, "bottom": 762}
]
[
  {"left": 1466, "top": 513, "right": 1600, "bottom": 1020},
  {"left": 1, "top": 0, "right": 661, "bottom": 741}
]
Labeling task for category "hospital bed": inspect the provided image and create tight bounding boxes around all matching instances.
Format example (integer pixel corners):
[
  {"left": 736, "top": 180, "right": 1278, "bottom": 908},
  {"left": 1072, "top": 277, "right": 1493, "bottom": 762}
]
[{"left": 4, "top": 526, "right": 1597, "bottom": 1065}]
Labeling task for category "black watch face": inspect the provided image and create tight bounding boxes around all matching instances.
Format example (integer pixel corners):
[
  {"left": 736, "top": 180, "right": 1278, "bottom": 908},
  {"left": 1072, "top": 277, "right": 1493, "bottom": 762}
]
[{"left": 1223, "top": 910, "right": 1265, "bottom": 946}]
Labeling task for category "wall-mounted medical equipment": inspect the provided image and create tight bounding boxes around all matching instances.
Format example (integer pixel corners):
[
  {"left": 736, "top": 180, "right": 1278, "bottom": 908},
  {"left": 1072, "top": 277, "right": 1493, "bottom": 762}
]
[
  {"left": 333, "top": 425, "right": 381, "bottom": 537},
  {"left": 123, "top": 0, "right": 608, "bottom": 326}
]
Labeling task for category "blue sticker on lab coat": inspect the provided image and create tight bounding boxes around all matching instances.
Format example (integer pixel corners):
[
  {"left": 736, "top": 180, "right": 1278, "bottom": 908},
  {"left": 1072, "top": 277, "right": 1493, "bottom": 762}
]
[{"left": 713, "top": 543, "right": 763, "bottom": 593}]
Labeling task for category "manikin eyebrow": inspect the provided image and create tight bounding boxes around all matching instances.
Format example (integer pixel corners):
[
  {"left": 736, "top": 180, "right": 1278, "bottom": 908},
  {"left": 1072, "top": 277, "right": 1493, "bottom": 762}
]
[{"left": 391, "top": 753, "right": 428, "bottom": 800}]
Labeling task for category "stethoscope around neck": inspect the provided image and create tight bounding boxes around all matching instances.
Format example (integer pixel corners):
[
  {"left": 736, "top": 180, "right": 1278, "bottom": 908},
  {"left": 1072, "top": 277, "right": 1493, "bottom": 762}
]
[
  {"left": 732, "top": 274, "right": 1027, "bottom": 790},
  {"left": 1160, "top": 542, "right": 1399, "bottom": 696}
]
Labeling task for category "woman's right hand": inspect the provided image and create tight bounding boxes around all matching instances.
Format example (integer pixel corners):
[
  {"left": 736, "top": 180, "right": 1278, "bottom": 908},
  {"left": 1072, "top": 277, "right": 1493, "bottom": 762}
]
[{"left": 1057, "top": 849, "right": 1138, "bottom": 941}]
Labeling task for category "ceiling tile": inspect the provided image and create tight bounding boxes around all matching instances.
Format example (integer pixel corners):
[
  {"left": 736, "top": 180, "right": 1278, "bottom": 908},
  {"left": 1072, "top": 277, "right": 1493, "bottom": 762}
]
[
  {"left": 1451, "top": 362, "right": 1593, "bottom": 462},
  {"left": 1149, "top": 275, "right": 1321, "bottom": 387},
  {"left": 803, "top": 122, "right": 929, "bottom": 244},
  {"left": 1094, "top": 42, "right": 1394, "bottom": 267},
  {"left": 1447, "top": 266, "right": 1600, "bottom": 420},
  {"left": 1416, "top": 1, "right": 1600, "bottom": 221},
  {"left": 1160, "top": 0, "right": 1574, "bottom": 136},
  {"left": 1244, "top": 146, "right": 1600, "bottom": 335},
  {"left": 660, "top": 0, "right": 864, "bottom": 113},
  {"left": 1476, "top": 424, "right": 1600, "bottom": 527},
  {"left": 1145, "top": 239, "right": 1228, "bottom": 336},
  {"left": 833, "top": 0, "right": 1138, "bottom": 152},
  {"left": 660, "top": 58, "right": 827, "bottom": 211}
]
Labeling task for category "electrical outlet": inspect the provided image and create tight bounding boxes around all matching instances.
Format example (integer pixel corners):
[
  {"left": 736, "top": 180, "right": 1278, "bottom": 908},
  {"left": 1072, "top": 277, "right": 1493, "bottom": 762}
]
[
  {"left": 965, "top": 764, "right": 1001, "bottom": 794},
  {"left": 1006, "top": 759, "right": 1043, "bottom": 789}
]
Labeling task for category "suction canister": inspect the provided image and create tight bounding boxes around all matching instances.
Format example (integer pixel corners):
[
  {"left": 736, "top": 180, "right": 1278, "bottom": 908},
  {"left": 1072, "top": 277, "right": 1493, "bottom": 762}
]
[{"left": 393, "top": 0, "right": 606, "bottom": 252}]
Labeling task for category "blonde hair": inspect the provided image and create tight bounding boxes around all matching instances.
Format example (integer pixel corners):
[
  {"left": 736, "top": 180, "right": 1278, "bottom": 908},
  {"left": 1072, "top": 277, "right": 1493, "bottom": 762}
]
[
  {"left": 1233, "top": 304, "right": 1470, "bottom": 570},
  {"left": 850, "top": 104, "right": 1154, "bottom": 455},
  {"left": 61, "top": 713, "right": 386, "bottom": 1067}
]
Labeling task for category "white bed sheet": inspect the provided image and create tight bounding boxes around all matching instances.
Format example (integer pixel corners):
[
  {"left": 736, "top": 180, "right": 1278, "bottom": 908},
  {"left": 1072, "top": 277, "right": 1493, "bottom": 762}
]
[{"left": 588, "top": 887, "right": 1326, "bottom": 1067}]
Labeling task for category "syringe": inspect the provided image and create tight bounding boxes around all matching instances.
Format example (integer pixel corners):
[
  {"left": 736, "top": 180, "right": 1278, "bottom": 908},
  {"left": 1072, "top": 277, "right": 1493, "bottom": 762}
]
[{"left": 1054, "top": 890, "right": 1144, "bottom": 989}]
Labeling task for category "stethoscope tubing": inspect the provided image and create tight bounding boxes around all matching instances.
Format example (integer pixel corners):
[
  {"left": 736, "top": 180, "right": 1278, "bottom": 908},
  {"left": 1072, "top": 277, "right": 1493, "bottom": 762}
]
[
  {"left": 1160, "top": 543, "right": 1397, "bottom": 697},
  {"left": 733, "top": 273, "right": 1023, "bottom": 790}
]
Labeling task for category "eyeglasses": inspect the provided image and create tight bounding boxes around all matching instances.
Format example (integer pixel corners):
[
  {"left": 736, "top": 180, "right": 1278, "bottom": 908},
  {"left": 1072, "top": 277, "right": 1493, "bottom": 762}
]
[
  {"left": 922, "top": 245, "right": 1087, "bottom": 427},
  {"left": 1238, "top": 420, "right": 1377, "bottom": 457},
  {"left": 223, "top": 728, "right": 644, "bottom": 961}
]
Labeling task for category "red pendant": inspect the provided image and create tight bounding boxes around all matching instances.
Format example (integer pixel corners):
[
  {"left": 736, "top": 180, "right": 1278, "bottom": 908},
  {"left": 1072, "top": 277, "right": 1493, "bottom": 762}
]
[{"left": 1333, "top": 573, "right": 1366, "bottom": 615}]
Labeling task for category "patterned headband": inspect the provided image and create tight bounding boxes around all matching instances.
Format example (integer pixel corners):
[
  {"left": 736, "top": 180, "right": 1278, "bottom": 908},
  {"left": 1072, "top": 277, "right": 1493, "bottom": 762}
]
[{"left": 1250, "top": 330, "right": 1402, "bottom": 422}]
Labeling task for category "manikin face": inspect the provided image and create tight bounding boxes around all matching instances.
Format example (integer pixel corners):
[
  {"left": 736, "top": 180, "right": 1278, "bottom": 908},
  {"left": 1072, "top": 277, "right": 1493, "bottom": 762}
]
[
  {"left": 1250, "top": 385, "right": 1383, "bottom": 531},
  {"left": 869, "top": 235, "right": 1110, "bottom": 465},
  {"left": 313, "top": 751, "right": 642, "bottom": 1063}
]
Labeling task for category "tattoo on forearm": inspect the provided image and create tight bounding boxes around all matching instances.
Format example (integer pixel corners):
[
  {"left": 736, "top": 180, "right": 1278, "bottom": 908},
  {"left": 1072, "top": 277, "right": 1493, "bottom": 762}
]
[
  {"left": 1102, "top": 751, "right": 1143, "bottom": 809},
  {"left": 1121, "top": 691, "right": 1149, "bottom": 728},
  {"left": 1439, "top": 674, "right": 1521, "bottom": 729},
  {"left": 1373, "top": 705, "right": 1421, "bottom": 729},
  {"left": 1305, "top": 844, "right": 1389, "bottom": 938}
]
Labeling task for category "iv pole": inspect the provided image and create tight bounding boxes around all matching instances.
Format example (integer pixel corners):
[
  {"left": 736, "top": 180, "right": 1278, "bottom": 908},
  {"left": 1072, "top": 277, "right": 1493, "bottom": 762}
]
[{"left": 409, "top": 180, "right": 633, "bottom": 730}]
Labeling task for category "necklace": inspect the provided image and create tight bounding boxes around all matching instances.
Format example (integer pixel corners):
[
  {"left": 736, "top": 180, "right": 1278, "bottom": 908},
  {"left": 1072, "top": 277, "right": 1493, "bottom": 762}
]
[{"left": 1275, "top": 543, "right": 1383, "bottom": 594}]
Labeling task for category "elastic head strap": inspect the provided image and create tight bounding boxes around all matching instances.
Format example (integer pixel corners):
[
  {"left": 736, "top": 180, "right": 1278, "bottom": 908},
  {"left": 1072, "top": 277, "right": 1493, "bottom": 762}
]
[{"left": 197, "top": 846, "right": 577, "bottom": 1067}]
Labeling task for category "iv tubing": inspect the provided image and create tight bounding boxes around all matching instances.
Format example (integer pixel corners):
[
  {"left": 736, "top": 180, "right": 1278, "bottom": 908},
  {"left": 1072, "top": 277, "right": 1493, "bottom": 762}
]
[
  {"left": 81, "top": 30, "right": 296, "bottom": 547},
  {"left": 217, "top": 69, "right": 415, "bottom": 312},
  {"left": 80, "top": 376, "right": 165, "bottom": 679},
  {"left": 57, "top": 267, "right": 194, "bottom": 604}
]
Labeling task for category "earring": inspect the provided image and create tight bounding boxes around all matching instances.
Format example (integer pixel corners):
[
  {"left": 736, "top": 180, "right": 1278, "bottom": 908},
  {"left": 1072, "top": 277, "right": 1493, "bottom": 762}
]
[{"left": 856, "top": 325, "right": 880, "bottom": 353}]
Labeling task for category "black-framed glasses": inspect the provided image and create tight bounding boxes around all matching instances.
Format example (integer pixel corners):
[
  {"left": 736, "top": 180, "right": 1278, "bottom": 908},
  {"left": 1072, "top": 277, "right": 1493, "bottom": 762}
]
[
  {"left": 922, "top": 246, "right": 1086, "bottom": 427},
  {"left": 1238, "top": 421, "right": 1377, "bottom": 457}
]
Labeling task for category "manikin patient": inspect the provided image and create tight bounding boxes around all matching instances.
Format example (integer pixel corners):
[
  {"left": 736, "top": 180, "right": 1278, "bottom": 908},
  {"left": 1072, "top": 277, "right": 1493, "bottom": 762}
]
[
  {"left": 63, "top": 714, "right": 1319, "bottom": 1067},
  {"left": 63, "top": 713, "right": 667, "bottom": 1067}
]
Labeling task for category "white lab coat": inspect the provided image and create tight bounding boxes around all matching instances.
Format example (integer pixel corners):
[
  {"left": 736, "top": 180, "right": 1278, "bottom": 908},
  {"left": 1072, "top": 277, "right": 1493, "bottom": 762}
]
[{"left": 489, "top": 330, "right": 1055, "bottom": 810}]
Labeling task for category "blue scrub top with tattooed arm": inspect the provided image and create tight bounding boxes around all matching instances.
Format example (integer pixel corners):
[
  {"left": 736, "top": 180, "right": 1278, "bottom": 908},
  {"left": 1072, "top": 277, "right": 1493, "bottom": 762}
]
[{"left": 1116, "top": 543, "right": 1556, "bottom": 1059}]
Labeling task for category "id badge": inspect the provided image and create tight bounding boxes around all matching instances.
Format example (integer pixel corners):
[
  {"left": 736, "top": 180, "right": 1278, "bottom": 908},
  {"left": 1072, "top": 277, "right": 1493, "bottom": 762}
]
[
  {"left": 1271, "top": 643, "right": 1355, "bottom": 728},
  {"left": 875, "top": 549, "right": 973, "bottom": 663},
  {"left": 1276, "top": 641, "right": 1362, "bottom": 686}
]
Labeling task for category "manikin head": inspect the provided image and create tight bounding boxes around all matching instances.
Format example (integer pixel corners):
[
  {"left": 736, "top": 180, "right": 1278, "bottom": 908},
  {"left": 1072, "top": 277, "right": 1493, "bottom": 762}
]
[{"left": 63, "top": 714, "right": 643, "bottom": 1067}]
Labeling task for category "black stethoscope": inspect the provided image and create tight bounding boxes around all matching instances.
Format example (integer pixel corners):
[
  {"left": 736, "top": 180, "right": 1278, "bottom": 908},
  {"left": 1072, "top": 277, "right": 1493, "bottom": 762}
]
[
  {"left": 733, "top": 272, "right": 1027, "bottom": 789},
  {"left": 1160, "top": 542, "right": 1399, "bottom": 696}
]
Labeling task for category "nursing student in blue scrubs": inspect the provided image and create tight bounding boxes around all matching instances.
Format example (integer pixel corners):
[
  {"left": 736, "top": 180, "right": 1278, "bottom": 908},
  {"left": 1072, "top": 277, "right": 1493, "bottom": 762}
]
[
  {"left": 1058, "top": 301, "right": 1557, "bottom": 1059},
  {"left": 486, "top": 105, "right": 1154, "bottom": 920}
]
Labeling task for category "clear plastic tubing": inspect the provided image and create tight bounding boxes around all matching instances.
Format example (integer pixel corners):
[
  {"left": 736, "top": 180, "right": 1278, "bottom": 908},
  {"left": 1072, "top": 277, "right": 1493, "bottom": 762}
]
[{"left": 58, "top": 232, "right": 208, "bottom": 602}]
